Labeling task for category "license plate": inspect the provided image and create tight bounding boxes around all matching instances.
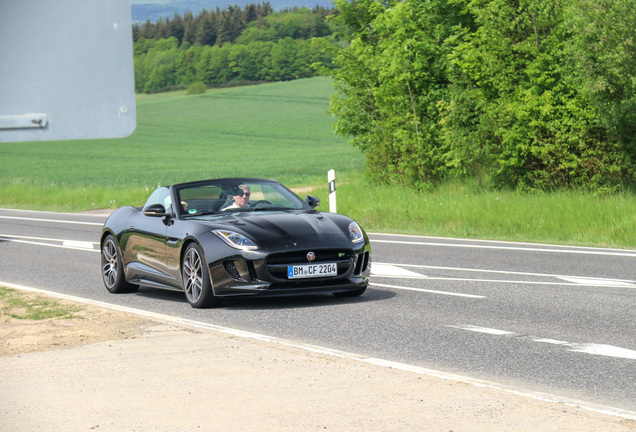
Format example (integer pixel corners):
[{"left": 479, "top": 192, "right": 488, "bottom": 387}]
[{"left": 288, "top": 262, "right": 337, "bottom": 279}]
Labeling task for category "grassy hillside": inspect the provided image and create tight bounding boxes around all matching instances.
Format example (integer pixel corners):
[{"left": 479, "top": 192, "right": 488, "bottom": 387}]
[
  {"left": 0, "top": 77, "right": 363, "bottom": 210},
  {"left": 1, "top": 77, "right": 635, "bottom": 248}
]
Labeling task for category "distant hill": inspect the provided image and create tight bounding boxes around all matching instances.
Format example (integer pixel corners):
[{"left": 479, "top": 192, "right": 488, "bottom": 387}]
[{"left": 131, "top": 0, "right": 335, "bottom": 22}]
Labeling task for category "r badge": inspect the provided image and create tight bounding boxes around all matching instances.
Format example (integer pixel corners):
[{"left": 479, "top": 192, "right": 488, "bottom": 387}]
[{"left": 306, "top": 252, "right": 315, "bottom": 261}]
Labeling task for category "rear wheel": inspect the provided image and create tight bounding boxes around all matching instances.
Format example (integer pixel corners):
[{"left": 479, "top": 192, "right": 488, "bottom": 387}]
[
  {"left": 182, "top": 243, "right": 221, "bottom": 308},
  {"left": 101, "top": 235, "right": 139, "bottom": 293}
]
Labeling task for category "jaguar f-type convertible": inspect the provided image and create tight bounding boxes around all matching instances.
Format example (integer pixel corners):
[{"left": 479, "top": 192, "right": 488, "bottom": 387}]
[{"left": 100, "top": 178, "right": 371, "bottom": 308}]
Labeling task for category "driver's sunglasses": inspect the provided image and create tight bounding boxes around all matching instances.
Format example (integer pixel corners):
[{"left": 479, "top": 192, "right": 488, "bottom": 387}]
[{"left": 236, "top": 190, "right": 250, "bottom": 197}]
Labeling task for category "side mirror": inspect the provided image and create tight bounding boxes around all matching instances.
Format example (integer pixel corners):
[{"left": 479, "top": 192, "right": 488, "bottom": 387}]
[
  {"left": 143, "top": 203, "right": 169, "bottom": 217},
  {"left": 305, "top": 195, "right": 320, "bottom": 209}
]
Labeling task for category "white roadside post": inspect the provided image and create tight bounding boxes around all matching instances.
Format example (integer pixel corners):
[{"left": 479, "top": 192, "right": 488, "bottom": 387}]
[{"left": 328, "top": 169, "right": 337, "bottom": 213}]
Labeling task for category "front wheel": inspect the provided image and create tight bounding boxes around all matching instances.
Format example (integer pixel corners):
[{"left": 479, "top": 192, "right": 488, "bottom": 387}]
[
  {"left": 182, "top": 243, "right": 221, "bottom": 308},
  {"left": 101, "top": 234, "right": 139, "bottom": 293}
]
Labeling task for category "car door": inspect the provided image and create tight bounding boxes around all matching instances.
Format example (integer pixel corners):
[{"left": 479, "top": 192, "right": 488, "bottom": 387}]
[{"left": 126, "top": 187, "right": 172, "bottom": 284}]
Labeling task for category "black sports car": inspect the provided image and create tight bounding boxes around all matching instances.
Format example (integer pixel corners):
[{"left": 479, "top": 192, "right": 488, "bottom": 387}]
[{"left": 100, "top": 178, "right": 371, "bottom": 308}]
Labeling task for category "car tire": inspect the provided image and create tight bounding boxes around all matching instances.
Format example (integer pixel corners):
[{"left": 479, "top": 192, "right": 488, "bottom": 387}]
[
  {"left": 101, "top": 234, "right": 139, "bottom": 294},
  {"left": 182, "top": 243, "right": 221, "bottom": 308}
]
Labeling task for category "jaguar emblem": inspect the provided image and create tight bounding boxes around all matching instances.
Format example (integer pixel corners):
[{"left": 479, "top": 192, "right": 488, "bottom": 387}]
[{"left": 307, "top": 252, "right": 315, "bottom": 261}]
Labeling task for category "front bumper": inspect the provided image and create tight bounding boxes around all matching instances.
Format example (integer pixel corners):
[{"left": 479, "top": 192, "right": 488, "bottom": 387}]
[{"left": 209, "top": 248, "right": 371, "bottom": 297}]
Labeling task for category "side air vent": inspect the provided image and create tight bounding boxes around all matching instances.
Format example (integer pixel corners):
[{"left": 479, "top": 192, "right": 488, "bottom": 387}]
[
  {"left": 223, "top": 261, "right": 240, "bottom": 280},
  {"left": 224, "top": 260, "right": 257, "bottom": 281},
  {"left": 354, "top": 251, "right": 370, "bottom": 275}
]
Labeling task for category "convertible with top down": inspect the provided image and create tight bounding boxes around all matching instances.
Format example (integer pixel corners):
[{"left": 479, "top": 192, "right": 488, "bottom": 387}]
[{"left": 100, "top": 178, "right": 371, "bottom": 308}]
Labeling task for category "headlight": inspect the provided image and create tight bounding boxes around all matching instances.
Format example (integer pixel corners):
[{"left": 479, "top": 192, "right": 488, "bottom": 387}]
[
  {"left": 348, "top": 221, "right": 365, "bottom": 243},
  {"left": 213, "top": 230, "right": 258, "bottom": 250}
]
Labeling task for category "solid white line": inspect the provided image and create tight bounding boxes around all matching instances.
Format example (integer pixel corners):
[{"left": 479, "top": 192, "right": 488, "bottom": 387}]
[
  {"left": 0, "top": 207, "right": 109, "bottom": 217},
  {"left": 370, "top": 282, "right": 485, "bottom": 298},
  {"left": 558, "top": 276, "right": 635, "bottom": 287},
  {"left": 1, "top": 281, "right": 634, "bottom": 421},
  {"left": 0, "top": 233, "right": 99, "bottom": 245},
  {"left": 388, "top": 275, "right": 628, "bottom": 288},
  {"left": 370, "top": 238, "right": 636, "bottom": 257},
  {"left": 374, "top": 274, "right": 633, "bottom": 289},
  {"left": 375, "top": 262, "right": 636, "bottom": 288},
  {"left": 0, "top": 236, "right": 99, "bottom": 252},
  {"left": 369, "top": 232, "right": 636, "bottom": 254},
  {"left": 0, "top": 215, "right": 103, "bottom": 226}
]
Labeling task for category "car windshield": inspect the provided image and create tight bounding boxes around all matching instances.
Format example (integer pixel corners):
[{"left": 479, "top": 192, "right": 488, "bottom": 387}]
[{"left": 175, "top": 180, "right": 308, "bottom": 217}]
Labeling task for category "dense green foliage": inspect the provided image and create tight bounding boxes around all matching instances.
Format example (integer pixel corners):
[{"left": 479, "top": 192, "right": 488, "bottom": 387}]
[
  {"left": 329, "top": 0, "right": 636, "bottom": 192},
  {"left": 134, "top": 5, "right": 344, "bottom": 92}
]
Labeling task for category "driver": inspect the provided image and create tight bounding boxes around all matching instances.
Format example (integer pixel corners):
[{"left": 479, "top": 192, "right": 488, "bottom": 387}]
[{"left": 223, "top": 185, "right": 250, "bottom": 210}]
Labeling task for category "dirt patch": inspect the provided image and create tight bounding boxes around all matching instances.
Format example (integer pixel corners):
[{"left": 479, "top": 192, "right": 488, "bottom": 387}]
[{"left": 0, "top": 290, "right": 156, "bottom": 357}]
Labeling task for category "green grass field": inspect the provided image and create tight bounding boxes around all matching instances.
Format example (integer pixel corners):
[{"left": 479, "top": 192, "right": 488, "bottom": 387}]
[
  {"left": 0, "top": 77, "right": 363, "bottom": 209},
  {"left": 1, "top": 77, "right": 635, "bottom": 248}
]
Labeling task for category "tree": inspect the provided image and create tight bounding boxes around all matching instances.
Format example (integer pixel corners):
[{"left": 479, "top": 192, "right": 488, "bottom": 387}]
[
  {"left": 442, "top": 0, "right": 629, "bottom": 190},
  {"left": 330, "top": 0, "right": 464, "bottom": 185},
  {"left": 328, "top": 0, "right": 636, "bottom": 191},
  {"left": 565, "top": 0, "right": 636, "bottom": 175},
  {"left": 131, "top": 5, "right": 342, "bottom": 92},
  {"left": 168, "top": 13, "right": 185, "bottom": 44},
  {"left": 196, "top": 10, "right": 218, "bottom": 46}
]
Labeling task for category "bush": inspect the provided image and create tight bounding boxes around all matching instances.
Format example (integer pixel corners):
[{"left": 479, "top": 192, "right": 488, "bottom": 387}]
[{"left": 186, "top": 82, "right": 207, "bottom": 95}]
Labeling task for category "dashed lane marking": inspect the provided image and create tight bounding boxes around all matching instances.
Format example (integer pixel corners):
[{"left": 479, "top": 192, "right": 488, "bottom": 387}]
[{"left": 448, "top": 324, "right": 636, "bottom": 361}]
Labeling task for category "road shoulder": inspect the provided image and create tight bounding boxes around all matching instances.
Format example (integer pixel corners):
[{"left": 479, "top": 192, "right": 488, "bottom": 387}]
[{"left": 1, "top": 290, "right": 635, "bottom": 431}]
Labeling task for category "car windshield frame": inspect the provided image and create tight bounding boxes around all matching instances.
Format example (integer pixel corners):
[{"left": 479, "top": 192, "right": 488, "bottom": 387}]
[{"left": 173, "top": 178, "right": 311, "bottom": 218}]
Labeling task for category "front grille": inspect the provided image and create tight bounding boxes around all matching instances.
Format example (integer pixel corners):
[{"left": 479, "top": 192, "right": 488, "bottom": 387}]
[
  {"left": 267, "top": 249, "right": 354, "bottom": 265},
  {"left": 266, "top": 249, "right": 355, "bottom": 280}
]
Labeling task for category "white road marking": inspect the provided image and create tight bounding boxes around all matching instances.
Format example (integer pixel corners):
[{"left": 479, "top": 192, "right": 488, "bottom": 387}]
[
  {"left": 370, "top": 282, "right": 485, "bottom": 298},
  {"left": 370, "top": 232, "right": 636, "bottom": 253},
  {"left": 62, "top": 240, "right": 96, "bottom": 250},
  {"left": 0, "top": 234, "right": 99, "bottom": 252},
  {"left": 374, "top": 262, "right": 636, "bottom": 289},
  {"left": 371, "top": 263, "right": 424, "bottom": 278},
  {"left": 0, "top": 215, "right": 103, "bottom": 226},
  {"left": 369, "top": 234, "right": 636, "bottom": 258},
  {"left": 569, "top": 344, "right": 636, "bottom": 360},
  {"left": 558, "top": 276, "right": 636, "bottom": 288},
  {"left": 533, "top": 338, "right": 570, "bottom": 345},
  {"left": 380, "top": 262, "right": 633, "bottom": 281},
  {"left": 2, "top": 233, "right": 633, "bottom": 290},
  {"left": 448, "top": 325, "right": 515, "bottom": 336},
  {"left": 1, "top": 281, "right": 634, "bottom": 421},
  {"left": 0, "top": 233, "right": 98, "bottom": 245},
  {"left": 0, "top": 207, "right": 108, "bottom": 216},
  {"left": 449, "top": 324, "right": 636, "bottom": 361}
]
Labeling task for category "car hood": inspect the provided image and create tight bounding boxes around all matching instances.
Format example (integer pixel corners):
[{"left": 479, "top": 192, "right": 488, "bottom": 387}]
[{"left": 202, "top": 211, "right": 356, "bottom": 249}]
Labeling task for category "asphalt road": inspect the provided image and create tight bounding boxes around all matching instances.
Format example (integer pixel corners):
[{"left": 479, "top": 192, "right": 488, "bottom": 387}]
[{"left": 1, "top": 207, "right": 635, "bottom": 415}]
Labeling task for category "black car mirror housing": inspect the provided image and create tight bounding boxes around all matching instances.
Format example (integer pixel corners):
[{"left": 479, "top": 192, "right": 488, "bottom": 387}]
[
  {"left": 305, "top": 195, "right": 320, "bottom": 209},
  {"left": 143, "top": 203, "right": 169, "bottom": 217}
]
